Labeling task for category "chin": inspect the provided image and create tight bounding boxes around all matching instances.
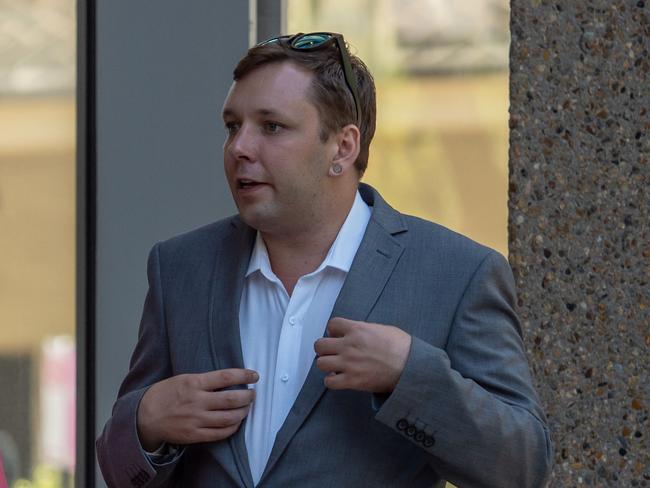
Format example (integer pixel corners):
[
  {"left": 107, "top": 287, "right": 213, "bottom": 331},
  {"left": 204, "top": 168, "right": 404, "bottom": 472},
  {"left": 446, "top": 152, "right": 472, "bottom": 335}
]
[{"left": 237, "top": 206, "right": 274, "bottom": 232}]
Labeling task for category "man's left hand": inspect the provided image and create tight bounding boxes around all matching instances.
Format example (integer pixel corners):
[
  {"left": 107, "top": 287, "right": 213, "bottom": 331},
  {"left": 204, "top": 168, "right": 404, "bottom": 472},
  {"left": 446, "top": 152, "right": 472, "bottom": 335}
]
[{"left": 314, "top": 317, "right": 412, "bottom": 393}]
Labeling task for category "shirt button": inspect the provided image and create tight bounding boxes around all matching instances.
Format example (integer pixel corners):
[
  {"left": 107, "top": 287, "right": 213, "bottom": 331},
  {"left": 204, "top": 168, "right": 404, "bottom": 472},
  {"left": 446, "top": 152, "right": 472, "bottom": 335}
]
[
  {"left": 281, "top": 374, "right": 289, "bottom": 382},
  {"left": 288, "top": 316, "right": 296, "bottom": 326}
]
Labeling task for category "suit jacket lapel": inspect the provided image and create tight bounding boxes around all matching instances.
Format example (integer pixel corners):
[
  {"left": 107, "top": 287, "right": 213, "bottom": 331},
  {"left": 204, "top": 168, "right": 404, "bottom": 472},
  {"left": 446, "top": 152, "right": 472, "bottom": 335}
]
[
  {"left": 208, "top": 217, "right": 256, "bottom": 488},
  {"left": 259, "top": 185, "right": 407, "bottom": 483}
]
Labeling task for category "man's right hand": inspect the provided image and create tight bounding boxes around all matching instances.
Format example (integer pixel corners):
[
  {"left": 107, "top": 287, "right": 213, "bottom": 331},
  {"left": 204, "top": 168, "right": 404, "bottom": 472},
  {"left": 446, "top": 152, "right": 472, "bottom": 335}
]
[{"left": 137, "top": 368, "right": 259, "bottom": 451}]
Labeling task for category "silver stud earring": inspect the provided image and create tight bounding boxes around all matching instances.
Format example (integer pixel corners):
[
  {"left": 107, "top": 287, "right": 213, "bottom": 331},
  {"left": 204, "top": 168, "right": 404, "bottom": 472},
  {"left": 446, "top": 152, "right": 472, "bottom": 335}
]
[{"left": 331, "top": 163, "right": 343, "bottom": 175}]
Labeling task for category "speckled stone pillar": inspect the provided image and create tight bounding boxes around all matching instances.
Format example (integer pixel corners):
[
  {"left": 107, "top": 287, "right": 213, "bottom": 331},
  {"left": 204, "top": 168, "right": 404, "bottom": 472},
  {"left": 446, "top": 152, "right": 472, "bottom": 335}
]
[{"left": 508, "top": 1, "right": 649, "bottom": 486}]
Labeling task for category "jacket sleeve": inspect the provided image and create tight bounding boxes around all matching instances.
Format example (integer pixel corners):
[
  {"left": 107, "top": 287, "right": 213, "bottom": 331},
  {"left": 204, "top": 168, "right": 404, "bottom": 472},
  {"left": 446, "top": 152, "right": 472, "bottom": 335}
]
[
  {"left": 96, "top": 243, "right": 184, "bottom": 488},
  {"left": 374, "top": 250, "right": 553, "bottom": 488}
]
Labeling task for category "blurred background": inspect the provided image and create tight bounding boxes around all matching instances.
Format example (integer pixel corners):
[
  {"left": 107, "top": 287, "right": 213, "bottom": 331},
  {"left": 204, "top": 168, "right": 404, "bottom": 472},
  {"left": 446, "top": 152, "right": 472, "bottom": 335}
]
[
  {"left": 0, "top": 0, "right": 507, "bottom": 486},
  {"left": 0, "top": 0, "right": 76, "bottom": 487},
  {"left": 287, "top": 0, "right": 510, "bottom": 256}
]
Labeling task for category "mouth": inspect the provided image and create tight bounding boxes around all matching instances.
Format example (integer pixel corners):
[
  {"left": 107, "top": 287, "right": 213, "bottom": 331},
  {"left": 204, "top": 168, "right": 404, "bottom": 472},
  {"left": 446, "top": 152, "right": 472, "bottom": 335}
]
[{"left": 237, "top": 178, "right": 269, "bottom": 191}]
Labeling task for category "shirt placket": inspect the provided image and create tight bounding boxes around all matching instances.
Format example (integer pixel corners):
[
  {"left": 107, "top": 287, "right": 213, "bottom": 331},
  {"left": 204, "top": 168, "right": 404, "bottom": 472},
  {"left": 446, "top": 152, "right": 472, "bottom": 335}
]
[{"left": 269, "top": 281, "right": 307, "bottom": 437}]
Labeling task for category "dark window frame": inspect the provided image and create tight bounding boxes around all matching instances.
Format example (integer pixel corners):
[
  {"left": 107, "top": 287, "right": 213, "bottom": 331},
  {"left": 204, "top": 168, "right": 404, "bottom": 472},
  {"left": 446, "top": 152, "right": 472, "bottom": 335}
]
[{"left": 76, "top": 0, "right": 96, "bottom": 486}]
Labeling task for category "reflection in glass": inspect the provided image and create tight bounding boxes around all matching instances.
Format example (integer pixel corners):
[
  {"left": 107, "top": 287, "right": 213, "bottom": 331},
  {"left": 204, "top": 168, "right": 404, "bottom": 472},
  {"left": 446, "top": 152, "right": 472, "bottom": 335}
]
[{"left": 0, "top": 1, "right": 76, "bottom": 487}]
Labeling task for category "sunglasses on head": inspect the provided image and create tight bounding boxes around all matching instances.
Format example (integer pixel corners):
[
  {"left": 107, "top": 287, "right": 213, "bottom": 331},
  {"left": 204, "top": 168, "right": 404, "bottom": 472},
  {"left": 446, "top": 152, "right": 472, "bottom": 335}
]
[{"left": 257, "top": 32, "right": 362, "bottom": 127}]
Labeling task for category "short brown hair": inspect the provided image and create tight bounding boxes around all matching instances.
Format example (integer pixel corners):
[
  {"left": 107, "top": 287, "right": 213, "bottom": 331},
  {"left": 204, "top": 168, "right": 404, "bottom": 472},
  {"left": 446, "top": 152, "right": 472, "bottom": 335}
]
[{"left": 233, "top": 34, "right": 376, "bottom": 175}]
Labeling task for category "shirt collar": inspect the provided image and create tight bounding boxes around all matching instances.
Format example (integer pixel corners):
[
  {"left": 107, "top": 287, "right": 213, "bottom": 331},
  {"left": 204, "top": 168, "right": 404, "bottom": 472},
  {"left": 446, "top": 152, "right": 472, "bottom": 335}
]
[
  {"left": 245, "top": 230, "right": 276, "bottom": 281},
  {"left": 245, "top": 190, "right": 371, "bottom": 279}
]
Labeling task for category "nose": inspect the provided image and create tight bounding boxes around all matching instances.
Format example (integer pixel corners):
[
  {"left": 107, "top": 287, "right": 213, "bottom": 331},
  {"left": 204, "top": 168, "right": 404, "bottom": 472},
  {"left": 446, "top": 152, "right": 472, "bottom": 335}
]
[{"left": 226, "top": 123, "right": 257, "bottom": 162}]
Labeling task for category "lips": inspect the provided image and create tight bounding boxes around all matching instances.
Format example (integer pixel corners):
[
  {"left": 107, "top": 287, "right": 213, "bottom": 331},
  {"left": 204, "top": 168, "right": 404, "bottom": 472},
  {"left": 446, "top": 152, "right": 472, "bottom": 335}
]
[
  {"left": 236, "top": 177, "right": 270, "bottom": 191},
  {"left": 238, "top": 178, "right": 262, "bottom": 188}
]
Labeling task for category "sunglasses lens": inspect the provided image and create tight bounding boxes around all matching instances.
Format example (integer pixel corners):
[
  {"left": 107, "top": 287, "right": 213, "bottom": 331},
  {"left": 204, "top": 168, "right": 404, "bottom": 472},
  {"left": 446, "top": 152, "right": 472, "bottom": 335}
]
[
  {"left": 257, "top": 35, "right": 291, "bottom": 47},
  {"left": 292, "top": 33, "right": 331, "bottom": 50}
]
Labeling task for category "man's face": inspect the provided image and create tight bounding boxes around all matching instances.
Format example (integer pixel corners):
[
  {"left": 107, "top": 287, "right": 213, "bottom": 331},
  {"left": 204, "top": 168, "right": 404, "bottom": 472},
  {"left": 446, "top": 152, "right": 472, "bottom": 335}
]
[{"left": 222, "top": 61, "right": 335, "bottom": 236}]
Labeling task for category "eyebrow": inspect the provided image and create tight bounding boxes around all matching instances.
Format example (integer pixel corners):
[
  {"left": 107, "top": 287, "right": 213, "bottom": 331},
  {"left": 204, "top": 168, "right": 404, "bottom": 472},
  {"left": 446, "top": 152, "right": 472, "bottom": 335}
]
[{"left": 221, "top": 108, "right": 287, "bottom": 119}]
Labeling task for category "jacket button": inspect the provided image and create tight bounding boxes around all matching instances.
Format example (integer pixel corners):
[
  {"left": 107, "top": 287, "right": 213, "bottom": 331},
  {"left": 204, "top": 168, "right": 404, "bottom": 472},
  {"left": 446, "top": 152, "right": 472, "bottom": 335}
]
[
  {"left": 405, "top": 425, "right": 416, "bottom": 437},
  {"left": 423, "top": 435, "right": 435, "bottom": 447},
  {"left": 396, "top": 419, "right": 409, "bottom": 431},
  {"left": 415, "top": 431, "right": 425, "bottom": 442}
]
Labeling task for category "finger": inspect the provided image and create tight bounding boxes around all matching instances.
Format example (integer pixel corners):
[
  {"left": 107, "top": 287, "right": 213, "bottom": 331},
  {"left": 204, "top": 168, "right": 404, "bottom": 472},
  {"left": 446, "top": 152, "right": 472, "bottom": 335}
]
[
  {"left": 198, "top": 369, "right": 259, "bottom": 391},
  {"left": 314, "top": 337, "right": 342, "bottom": 356},
  {"left": 202, "top": 388, "right": 255, "bottom": 410},
  {"left": 200, "top": 405, "right": 251, "bottom": 429},
  {"left": 323, "top": 372, "right": 350, "bottom": 390},
  {"left": 316, "top": 355, "right": 345, "bottom": 374},
  {"left": 326, "top": 317, "right": 354, "bottom": 338}
]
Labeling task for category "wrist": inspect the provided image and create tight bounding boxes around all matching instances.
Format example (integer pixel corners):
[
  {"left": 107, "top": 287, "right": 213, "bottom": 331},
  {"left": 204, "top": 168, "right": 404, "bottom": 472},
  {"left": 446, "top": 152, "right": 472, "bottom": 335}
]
[
  {"left": 390, "top": 331, "right": 412, "bottom": 390},
  {"left": 138, "top": 418, "right": 164, "bottom": 452},
  {"left": 137, "top": 389, "right": 163, "bottom": 451}
]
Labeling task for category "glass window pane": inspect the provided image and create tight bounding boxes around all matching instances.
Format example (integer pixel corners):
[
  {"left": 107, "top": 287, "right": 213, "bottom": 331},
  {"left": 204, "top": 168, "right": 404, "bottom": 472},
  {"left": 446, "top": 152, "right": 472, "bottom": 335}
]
[
  {"left": 0, "top": 1, "right": 76, "bottom": 486},
  {"left": 287, "top": 0, "right": 509, "bottom": 256}
]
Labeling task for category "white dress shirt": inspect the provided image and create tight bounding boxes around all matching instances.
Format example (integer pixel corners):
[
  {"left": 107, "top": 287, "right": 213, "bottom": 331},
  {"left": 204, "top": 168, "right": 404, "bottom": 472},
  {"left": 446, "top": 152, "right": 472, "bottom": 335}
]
[{"left": 239, "top": 191, "right": 371, "bottom": 485}]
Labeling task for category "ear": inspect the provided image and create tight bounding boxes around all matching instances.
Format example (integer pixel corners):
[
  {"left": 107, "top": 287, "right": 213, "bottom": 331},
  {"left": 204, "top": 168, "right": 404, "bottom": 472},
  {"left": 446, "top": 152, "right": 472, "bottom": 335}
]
[{"left": 329, "top": 124, "right": 360, "bottom": 176}]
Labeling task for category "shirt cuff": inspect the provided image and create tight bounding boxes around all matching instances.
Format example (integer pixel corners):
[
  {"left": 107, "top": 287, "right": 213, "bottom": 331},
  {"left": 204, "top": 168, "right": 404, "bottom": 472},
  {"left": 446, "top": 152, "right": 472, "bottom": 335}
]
[
  {"left": 371, "top": 392, "right": 391, "bottom": 412},
  {"left": 145, "top": 443, "right": 180, "bottom": 465}
]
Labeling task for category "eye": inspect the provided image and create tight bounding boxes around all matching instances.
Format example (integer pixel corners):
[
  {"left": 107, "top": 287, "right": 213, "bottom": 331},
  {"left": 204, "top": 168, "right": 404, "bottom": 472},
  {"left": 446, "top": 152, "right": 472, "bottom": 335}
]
[
  {"left": 224, "top": 121, "right": 240, "bottom": 135},
  {"left": 264, "top": 121, "right": 282, "bottom": 134}
]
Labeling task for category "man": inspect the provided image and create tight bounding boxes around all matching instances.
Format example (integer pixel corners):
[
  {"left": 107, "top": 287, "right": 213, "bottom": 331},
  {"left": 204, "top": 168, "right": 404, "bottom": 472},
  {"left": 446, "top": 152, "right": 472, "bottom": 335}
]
[{"left": 97, "top": 32, "right": 552, "bottom": 487}]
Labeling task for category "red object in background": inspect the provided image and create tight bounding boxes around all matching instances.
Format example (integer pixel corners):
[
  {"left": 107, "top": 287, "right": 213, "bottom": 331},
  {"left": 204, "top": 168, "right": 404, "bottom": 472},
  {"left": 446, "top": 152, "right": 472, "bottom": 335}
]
[{"left": 0, "top": 455, "right": 8, "bottom": 488}]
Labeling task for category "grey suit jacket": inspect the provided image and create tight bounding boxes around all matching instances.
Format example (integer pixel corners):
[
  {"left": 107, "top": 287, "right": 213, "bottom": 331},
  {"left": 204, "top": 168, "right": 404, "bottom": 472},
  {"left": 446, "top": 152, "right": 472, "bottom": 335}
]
[{"left": 97, "top": 184, "right": 553, "bottom": 488}]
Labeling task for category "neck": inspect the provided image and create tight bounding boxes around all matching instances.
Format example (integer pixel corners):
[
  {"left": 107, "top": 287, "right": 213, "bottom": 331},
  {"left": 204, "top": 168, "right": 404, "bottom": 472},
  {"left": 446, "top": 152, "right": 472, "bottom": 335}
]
[{"left": 262, "top": 190, "right": 356, "bottom": 295}]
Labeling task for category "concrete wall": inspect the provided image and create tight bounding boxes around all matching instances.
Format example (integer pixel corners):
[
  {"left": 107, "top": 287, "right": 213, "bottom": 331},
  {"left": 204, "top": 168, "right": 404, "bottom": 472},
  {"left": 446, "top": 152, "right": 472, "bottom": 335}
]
[{"left": 509, "top": 1, "right": 649, "bottom": 485}]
